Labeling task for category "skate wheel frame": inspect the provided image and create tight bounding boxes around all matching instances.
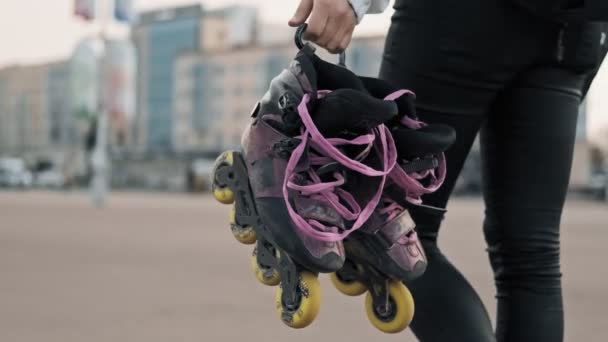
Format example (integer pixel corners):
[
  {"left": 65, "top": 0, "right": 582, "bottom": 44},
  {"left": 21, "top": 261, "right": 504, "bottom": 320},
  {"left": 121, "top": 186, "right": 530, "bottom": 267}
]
[
  {"left": 330, "top": 272, "right": 367, "bottom": 296},
  {"left": 252, "top": 252, "right": 281, "bottom": 286},
  {"left": 275, "top": 272, "right": 322, "bottom": 329},
  {"left": 213, "top": 150, "right": 321, "bottom": 329},
  {"left": 365, "top": 281, "right": 414, "bottom": 334},
  {"left": 212, "top": 151, "right": 236, "bottom": 204},
  {"left": 230, "top": 205, "right": 257, "bottom": 244}
]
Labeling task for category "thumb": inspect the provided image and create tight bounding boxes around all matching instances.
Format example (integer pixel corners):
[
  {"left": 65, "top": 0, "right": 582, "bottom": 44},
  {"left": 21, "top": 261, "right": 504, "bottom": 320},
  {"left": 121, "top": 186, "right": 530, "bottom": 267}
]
[{"left": 289, "top": 0, "right": 313, "bottom": 27}]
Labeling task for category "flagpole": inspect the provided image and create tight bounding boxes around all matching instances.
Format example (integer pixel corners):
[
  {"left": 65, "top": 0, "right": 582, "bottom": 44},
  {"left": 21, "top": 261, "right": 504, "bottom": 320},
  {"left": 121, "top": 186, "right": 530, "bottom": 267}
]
[{"left": 90, "top": 0, "right": 113, "bottom": 208}]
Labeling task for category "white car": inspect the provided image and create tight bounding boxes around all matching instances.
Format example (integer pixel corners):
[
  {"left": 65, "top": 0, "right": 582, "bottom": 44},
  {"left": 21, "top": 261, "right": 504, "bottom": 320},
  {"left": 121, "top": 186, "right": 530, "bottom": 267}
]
[
  {"left": 0, "top": 158, "right": 33, "bottom": 188},
  {"left": 35, "top": 170, "right": 66, "bottom": 189}
]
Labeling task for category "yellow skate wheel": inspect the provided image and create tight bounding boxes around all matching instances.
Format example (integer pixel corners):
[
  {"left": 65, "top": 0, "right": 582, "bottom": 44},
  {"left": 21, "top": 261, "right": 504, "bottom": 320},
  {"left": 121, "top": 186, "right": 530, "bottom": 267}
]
[
  {"left": 275, "top": 271, "right": 321, "bottom": 329},
  {"left": 329, "top": 272, "right": 367, "bottom": 296},
  {"left": 251, "top": 253, "right": 280, "bottom": 286},
  {"left": 213, "top": 188, "right": 234, "bottom": 204},
  {"left": 365, "top": 281, "right": 415, "bottom": 334},
  {"left": 230, "top": 205, "right": 256, "bottom": 244},
  {"left": 212, "top": 151, "right": 235, "bottom": 204}
]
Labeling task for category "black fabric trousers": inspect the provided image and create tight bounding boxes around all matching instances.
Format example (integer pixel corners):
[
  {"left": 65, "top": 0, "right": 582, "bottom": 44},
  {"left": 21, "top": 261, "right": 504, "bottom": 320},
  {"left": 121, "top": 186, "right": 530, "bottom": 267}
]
[{"left": 380, "top": 0, "right": 593, "bottom": 341}]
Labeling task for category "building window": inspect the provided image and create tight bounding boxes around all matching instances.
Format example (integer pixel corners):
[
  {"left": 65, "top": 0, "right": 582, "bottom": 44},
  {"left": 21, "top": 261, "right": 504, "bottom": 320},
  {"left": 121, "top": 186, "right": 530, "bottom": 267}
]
[{"left": 217, "top": 29, "right": 226, "bottom": 43}]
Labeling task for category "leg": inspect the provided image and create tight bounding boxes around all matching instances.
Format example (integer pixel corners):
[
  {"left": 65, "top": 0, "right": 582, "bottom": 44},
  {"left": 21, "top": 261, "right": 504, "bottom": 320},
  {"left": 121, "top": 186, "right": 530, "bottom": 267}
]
[
  {"left": 380, "top": 17, "right": 498, "bottom": 342},
  {"left": 380, "top": 0, "right": 523, "bottom": 339},
  {"left": 408, "top": 202, "right": 498, "bottom": 342},
  {"left": 380, "top": 0, "right": 560, "bottom": 340},
  {"left": 481, "top": 67, "right": 585, "bottom": 342}
]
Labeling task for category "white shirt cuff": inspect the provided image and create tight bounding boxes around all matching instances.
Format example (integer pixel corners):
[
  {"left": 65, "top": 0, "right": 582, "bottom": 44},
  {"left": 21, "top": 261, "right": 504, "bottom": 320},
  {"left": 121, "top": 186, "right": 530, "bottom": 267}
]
[{"left": 347, "top": 0, "right": 390, "bottom": 23}]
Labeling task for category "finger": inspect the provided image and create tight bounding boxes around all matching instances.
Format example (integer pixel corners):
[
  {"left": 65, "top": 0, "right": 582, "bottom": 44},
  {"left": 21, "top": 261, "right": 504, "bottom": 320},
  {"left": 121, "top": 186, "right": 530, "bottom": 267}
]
[
  {"left": 326, "top": 36, "right": 344, "bottom": 54},
  {"left": 304, "top": 6, "right": 328, "bottom": 41},
  {"left": 317, "top": 16, "right": 341, "bottom": 48},
  {"left": 288, "top": 0, "right": 313, "bottom": 27},
  {"left": 327, "top": 41, "right": 344, "bottom": 54},
  {"left": 338, "top": 26, "right": 354, "bottom": 51},
  {"left": 327, "top": 19, "right": 352, "bottom": 53}
]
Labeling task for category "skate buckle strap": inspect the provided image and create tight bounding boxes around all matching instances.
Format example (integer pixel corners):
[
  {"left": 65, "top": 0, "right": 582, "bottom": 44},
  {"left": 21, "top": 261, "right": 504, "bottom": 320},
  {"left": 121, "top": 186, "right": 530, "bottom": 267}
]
[
  {"left": 401, "top": 156, "right": 440, "bottom": 174},
  {"left": 362, "top": 207, "right": 418, "bottom": 249},
  {"left": 272, "top": 137, "right": 302, "bottom": 158},
  {"left": 281, "top": 91, "right": 398, "bottom": 242},
  {"left": 390, "top": 153, "right": 447, "bottom": 205}
]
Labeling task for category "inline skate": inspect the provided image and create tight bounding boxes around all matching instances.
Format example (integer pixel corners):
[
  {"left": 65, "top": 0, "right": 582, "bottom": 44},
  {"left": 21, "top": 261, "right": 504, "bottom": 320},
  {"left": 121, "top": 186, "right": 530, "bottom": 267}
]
[
  {"left": 329, "top": 78, "right": 456, "bottom": 333},
  {"left": 212, "top": 43, "right": 397, "bottom": 329}
]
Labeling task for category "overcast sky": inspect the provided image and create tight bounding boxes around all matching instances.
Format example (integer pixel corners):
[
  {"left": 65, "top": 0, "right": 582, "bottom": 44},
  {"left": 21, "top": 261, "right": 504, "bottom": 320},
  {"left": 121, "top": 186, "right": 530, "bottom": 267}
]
[{"left": 0, "top": 0, "right": 393, "bottom": 67}]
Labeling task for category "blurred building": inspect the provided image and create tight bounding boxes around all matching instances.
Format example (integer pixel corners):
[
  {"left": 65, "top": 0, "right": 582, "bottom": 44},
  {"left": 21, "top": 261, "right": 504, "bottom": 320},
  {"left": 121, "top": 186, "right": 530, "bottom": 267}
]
[
  {"left": 132, "top": 4, "right": 204, "bottom": 152},
  {"left": 202, "top": 5, "right": 257, "bottom": 52},
  {"left": 258, "top": 23, "right": 295, "bottom": 46},
  {"left": 47, "top": 62, "right": 73, "bottom": 146},
  {"left": 174, "top": 43, "right": 294, "bottom": 153},
  {"left": 173, "top": 36, "right": 387, "bottom": 153},
  {"left": 0, "top": 59, "right": 89, "bottom": 177},
  {"left": 0, "top": 67, "right": 16, "bottom": 151},
  {"left": 316, "top": 35, "right": 386, "bottom": 77},
  {"left": 0, "top": 1, "right": 599, "bottom": 193},
  {"left": 132, "top": 4, "right": 260, "bottom": 153},
  {"left": 0, "top": 63, "right": 56, "bottom": 155},
  {"left": 130, "top": 3, "right": 384, "bottom": 154}
]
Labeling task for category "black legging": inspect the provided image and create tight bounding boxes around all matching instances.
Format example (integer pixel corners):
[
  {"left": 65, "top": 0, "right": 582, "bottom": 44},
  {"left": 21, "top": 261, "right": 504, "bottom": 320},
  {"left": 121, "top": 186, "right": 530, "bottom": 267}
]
[{"left": 380, "top": 0, "right": 591, "bottom": 341}]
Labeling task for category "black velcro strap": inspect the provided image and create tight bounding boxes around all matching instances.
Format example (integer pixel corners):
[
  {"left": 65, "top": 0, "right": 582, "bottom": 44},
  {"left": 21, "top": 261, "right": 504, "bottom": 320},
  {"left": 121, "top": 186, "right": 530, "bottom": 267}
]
[{"left": 401, "top": 157, "right": 439, "bottom": 174}]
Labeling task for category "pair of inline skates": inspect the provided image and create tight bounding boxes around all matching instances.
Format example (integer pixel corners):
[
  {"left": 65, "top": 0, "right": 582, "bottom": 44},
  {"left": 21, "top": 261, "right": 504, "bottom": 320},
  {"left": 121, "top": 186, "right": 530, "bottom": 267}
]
[{"left": 212, "top": 29, "right": 455, "bottom": 334}]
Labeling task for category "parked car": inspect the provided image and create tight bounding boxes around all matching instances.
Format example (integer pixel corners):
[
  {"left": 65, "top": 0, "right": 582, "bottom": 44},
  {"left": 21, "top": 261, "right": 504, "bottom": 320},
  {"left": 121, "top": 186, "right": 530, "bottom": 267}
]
[
  {"left": 35, "top": 169, "right": 66, "bottom": 189},
  {"left": 187, "top": 158, "right": 216, "bottom": 192},
  {"left": 0, "top": 158, "right": 33, "bottom": 188},
  {"left": 590, "top": 171, "right": 608, "bottom": 202}
]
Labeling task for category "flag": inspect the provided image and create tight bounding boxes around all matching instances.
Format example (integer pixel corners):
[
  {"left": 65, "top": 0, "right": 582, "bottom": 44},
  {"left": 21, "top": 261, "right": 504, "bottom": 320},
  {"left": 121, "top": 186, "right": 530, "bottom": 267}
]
[
  {"left": 74, "top": 0, "right": 96, "bottom": 21},
  {"left": 69, "top": 38, "right": 101, "bottom": 121},
  {"left": 103, "top": 40, "right": 136, "bottom": 143},
  {"left": 115, "top": 0, "right": 138, "bottom": 24}
]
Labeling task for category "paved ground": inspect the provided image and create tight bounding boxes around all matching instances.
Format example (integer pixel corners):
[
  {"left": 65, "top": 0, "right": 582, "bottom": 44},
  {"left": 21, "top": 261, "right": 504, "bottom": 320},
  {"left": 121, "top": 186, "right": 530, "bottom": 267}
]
[{"left": 0, "top": 191, "right": 606, "bottom": 341}]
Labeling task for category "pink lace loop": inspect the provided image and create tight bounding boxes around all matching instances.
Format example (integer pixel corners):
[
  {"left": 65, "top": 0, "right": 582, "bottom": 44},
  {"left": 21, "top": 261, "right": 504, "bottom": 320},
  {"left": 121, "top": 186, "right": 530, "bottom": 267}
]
[
  {"left": 384, "top": 90, "right": 425, "bottom": 131},
  {"left": 289, "top": 170, "right": 361, "bottom": 221},
  {"left": 384, "top": 89, "right": 415, "bottom": 102},
  {"left": 287, "top": 171, "right": 345, "bottom": 195},
  {"left": 379, "top": 198, "right": 404, "bottom": 222},
  {"left": 282, "top": 91, "right": 398, "bottom": 242},
  {"left": 401, "top": 116, "right": 425, "bottom": 130},
  {"left": 391, "top": 152, "right": 447, "bottom": 204},
  {"left": 298, "top": 94, "right": 397, "bottom": 176},
  {"left": 384, "top": 90, "right": 447, "bottom": 204}
]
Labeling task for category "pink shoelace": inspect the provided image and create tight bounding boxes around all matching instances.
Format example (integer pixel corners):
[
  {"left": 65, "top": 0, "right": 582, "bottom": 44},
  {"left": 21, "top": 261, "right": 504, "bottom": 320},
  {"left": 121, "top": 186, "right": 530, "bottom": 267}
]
[
  {"left": 282, "top": 91, "right": 397, "bottom": 242},
  {"left": 384, "top": 90, "right": 447, "bottom": 204}
]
